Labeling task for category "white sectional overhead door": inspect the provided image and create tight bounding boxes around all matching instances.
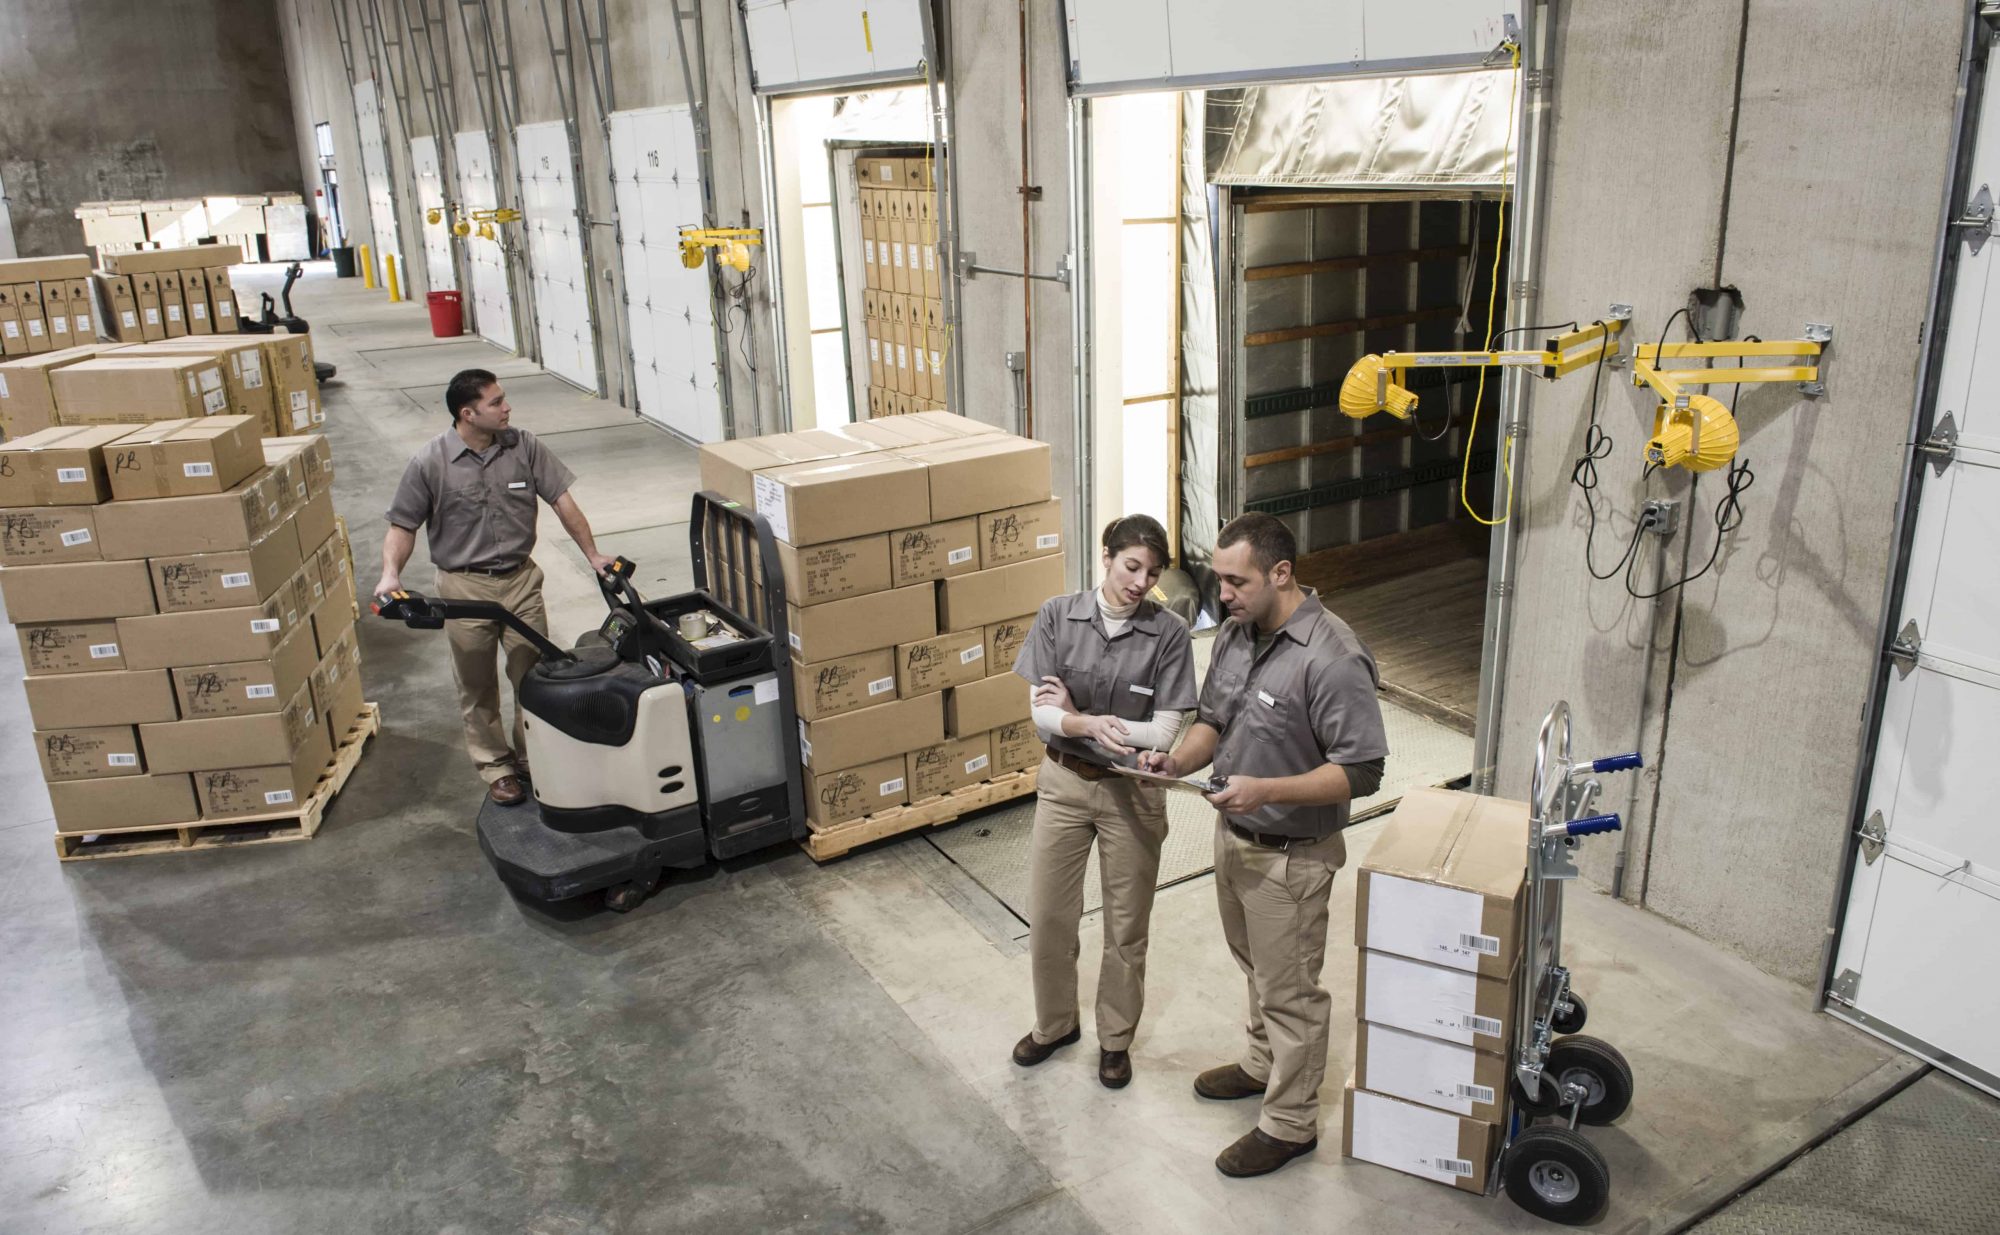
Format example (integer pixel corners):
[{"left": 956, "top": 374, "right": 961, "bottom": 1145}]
[
  {"left": 354, "top": 79, "right": 403, "bottom": 283},
  {"left": 410, "top": 135, "right": 455, "bottom": 293},
  {"left": 609, "top": 105, "right": 724, "bottom": 443},
  {"left": 454, "top": 129, "right": 516, "bottom": 352},
  {"left": 740, "top": 0, "right": 926, "bottom": 93},
  {"left": 515, "top": 121, "right": 599, "bottom": 393}
]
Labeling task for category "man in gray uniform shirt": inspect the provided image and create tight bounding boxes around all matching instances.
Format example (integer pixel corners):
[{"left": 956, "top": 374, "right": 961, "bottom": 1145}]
[
  {"left": 375, "top": 368, "right": 613, "bottom": 805},
  {"left": 1142, "top": 512, "right": 1388, "bottom": 1177}
]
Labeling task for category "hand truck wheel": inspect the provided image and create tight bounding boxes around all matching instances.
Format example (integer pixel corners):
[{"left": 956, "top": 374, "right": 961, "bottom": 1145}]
[
  {"left": 1552, "top": 992, "right": 1588, "bottom": 1034},
  {"left": 1512, "top": 1070, "right": 1564, "bottom": 1119},
  {"left": 1502, "top": 1125, "right": 1612, "bottom": 1225},
  {"left": 1547, "top": 1034, "right": 1634, "bottom": 1125}
]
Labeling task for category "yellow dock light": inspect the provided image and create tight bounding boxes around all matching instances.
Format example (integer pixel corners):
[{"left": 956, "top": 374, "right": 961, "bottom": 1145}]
[
  {"left": 1341, "top": 355, "right": 1419, "bottom": 420},
  {"left": 1645, "top": 393, "right": 1739, "bottom": 473},
  {"left": 1334, "top": 311, "right": 1631, "bottom": 422},
  {"left": 679, "top": 227, "right": 763, "bottom": 272},
  {"left": 1629, "top": 325, "right": 1829, "bottom": 472}
]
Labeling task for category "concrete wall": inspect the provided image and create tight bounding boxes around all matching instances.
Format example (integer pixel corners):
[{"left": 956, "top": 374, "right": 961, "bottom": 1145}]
[
  {"left": 1494, "top": 0, "right": 1963, "bottom": 986},
  {"left": 0, "top": 0, "right": 304, "bottom": 256}
]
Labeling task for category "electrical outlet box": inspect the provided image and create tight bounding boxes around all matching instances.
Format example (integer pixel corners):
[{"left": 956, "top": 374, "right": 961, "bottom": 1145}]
[{"left": 1641, "top": 498, "right": 1681, "bottom": 536}]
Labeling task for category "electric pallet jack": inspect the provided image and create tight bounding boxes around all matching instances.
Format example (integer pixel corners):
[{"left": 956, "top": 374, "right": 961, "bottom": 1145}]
[
  {"left": 372, "top": 495, "right": 806, "bottom": 911},
  {"left": 239, "top": 261, "right": 339, "bottom": 385}
]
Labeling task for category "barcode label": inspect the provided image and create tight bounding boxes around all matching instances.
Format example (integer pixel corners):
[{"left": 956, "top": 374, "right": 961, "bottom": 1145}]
[
  {"left": 205, "top": 391, "right": 228, "bottom": 414},
  {"left": 264, "top": 790, "right": 295, "bottom": 805},
  {"left": 167, "top": 305, "right": 182, "bottom": 322},
  {"left": 216, "top": 299, "right": 232, "bottom": 315},
  {"left": 192, "top": 303, "right": 207, "bottom": 319},
  {"left": 59, "top": 528, "right": 93, "bottom": 547},
  {"left": 245, "top": 684, "right": 276, "bottom": 699},
  {"left": 221, "top": 572, "right": 251, "bottom": 588},
  {"left": 1455, "top": 1083, "right": 1496, "bottom": 1105},
  {"left": 144, "top": 307, "right": 159, "bottom": 324},
  {"left": 1463, "top": 1014, "right": 1504, "bottom": 1038},
  {"left": 290, "top": 390, "right": 308, "bottom": 411},
  {"left": 947, "top": 546, "right": 973, "bottom": 565},
  {"left": 965, "top": 754, "right": 990, "bottom": 775},
  {"left": 1460, "top": 932, "right": 1502, "bottom": 956},
  {"left": 1036, "top": 533, "right": 1060, "bottom": 549},
  {"left": 89, "top": 643, "right": 119, "bottom": 658},
  {"left": 243, "top": 364, "right": 260, "bottom": 387},
  {"left": 1435, "top": 1157, "right": 1474, "bottom": 1178},
  {"left": 868, "top": 676, "right": 895, "bottom": 696},
  {"left": 184, "top": 461, "right": 215, "bottom": 477},
  {"left": 76, "top": 313, "right": 90, "bottom": 332},
  {"left": 250, "top": 618, "right": 281, "bottom": 633},
  {"left": 879, "top": 777, "right": 905, "bottom": 796},
  {"left": 788, "top": 631, "right": 802, "bottom": 650},
  {"left": 959, "top": 644, "right": 984, "bottom": 664},
  {"left": 55, "top": 467, "right": 87, "bottom": 483},
  {"left": 106, "top": 753, "right": 138, "bottom": 767},
  {"left": 50, "top": 316, "right": 66, "bottom": 331},
  {"left": 121, "top": 311, "right": 137, "bottom": 327},
  {"left": 26, "top": 320, "right": 42, "bottom": 337}
]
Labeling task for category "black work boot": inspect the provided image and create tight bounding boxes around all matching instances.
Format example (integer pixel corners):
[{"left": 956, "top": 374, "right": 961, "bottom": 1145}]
[
  {"left": 1099, "top": 1049, "right": 1132, "bottom": 1089},
  {"left": 1011, "top": 1026, "right": 1081, "bottom": 1067},
  {"left": 1216, "top": 1127, "right": 1318, "bottom": 1177},
  {"left": 1193, "top": 1063, "right": 1266, "bottom": 1100}
]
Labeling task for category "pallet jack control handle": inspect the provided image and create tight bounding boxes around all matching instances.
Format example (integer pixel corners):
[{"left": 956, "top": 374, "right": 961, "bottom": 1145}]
[
  {"left": 1546, "top": 813, "right": 1622, "bottom": 839},
  {"left": 370, "top": 589, "right": 573, "bottom": 663},
  {"left": 1590, "top": 752, "right": 1644, "bottom": 774}
]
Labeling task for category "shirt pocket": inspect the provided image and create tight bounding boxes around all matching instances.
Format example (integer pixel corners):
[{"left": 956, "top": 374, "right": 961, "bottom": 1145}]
[
  {"left": 440, "top": 482, "right": 486, "bottom": 524},
  {"left": 1239, "top": 687, "right": 1299, "bottom": 748},
  {"left": 1108, "top": 674, "right": 1155, "bottom": 722},
  {"left": 1057, "top": 660, "right": 1104, "bottom": 713},
  {"left": 494, "top": 478, "right": 539, "bottom": 543}
]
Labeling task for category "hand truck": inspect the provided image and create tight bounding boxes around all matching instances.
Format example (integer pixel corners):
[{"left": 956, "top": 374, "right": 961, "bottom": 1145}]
[{"left": 1494, "top": 700, "right": 1643, "bottom": 1225}]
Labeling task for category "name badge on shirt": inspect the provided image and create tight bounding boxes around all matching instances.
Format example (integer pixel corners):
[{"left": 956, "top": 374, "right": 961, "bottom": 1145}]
[
  {"left": 1257, "top": 690, "right": 1277, "bottom": 708},
  {"left": 508, "top": 481, "right": 528, "bottom": 490},
  {"left": 1129, "top": 684, "right": 1154, "bottom": 696}
]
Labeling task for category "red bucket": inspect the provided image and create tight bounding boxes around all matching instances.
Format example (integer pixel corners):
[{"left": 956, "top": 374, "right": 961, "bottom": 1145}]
[{"left": 426, "top": 290, "right": 464, "bottom": 338}]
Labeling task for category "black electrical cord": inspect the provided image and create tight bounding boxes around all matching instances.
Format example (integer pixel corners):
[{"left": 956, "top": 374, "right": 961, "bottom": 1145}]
[
  {"left": 1621, "top": 335, "right": 1760, "bottom": 599},
  {"left": 1484, "top": 320, "right": 1580, "bottom": 350},
  {"left": 1567, "top": 321, "right": 1648, "bottom": 579}
]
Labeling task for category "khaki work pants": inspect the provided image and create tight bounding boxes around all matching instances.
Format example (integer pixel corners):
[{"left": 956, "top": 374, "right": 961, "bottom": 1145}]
[
  {"left": 1028, "top": 756, "right": 1170, "bottom": 1051},
  {"left": 1214, "top": 818, "right": 1348, "bottom": 1143},
  {"left": 434, "top": 562, "right": 549, "bottom": 784}
]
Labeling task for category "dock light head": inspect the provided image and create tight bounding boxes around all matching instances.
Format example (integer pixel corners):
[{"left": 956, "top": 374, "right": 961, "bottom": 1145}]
[
  {"left": 1646, "top": 393, "right": 1740, "bottom": 472},
  {"left": 1340, "top": 354, "right": 1418, "bottom": 421}
]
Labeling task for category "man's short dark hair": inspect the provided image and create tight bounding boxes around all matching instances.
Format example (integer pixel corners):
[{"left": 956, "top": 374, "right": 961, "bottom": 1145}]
[
  {"left": 445, "top": 369, "right": 499, "bottom": 423},
  {"left": 1216, "top": 512, "right": 1297, "bottom": 574}
]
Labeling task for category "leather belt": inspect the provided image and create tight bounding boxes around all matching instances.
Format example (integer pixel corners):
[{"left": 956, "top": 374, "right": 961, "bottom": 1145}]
[
  {"left": 1047, "top": 748, "right": 1112, "bottom": 781},
  {"left": 1226, "top": 818, "right": 1305, "bottom": 849},
  {"left": 453, "top": 561, "right": 524, "bottom": 577}
]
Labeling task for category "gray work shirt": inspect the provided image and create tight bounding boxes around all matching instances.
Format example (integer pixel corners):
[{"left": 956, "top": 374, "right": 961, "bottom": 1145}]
[
  {"left": 1013, "top": 589, "right": 1198, "bottom": 763},
  {"left": 385, "top": 428, "right": 575, "bottom": 572},
  {"left": 1198, "top": 590, "right": 1389, "bottom": 839}
]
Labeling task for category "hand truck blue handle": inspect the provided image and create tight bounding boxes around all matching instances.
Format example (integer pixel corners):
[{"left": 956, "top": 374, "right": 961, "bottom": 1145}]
[
  {"left": 1566, "top": 813, "right": 1623, "bottom": 836},
  {"left": 1591, "top": 752, "right": 1644, "bottom": 774}
]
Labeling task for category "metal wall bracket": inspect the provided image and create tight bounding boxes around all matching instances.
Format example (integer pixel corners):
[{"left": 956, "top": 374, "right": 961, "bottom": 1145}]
[
  {"left": 1918, "top": 411, "right": 1959, "bottom": 476},
  {"left": 1798, "top": 322, "right": 1834, "bottom": 395},
  {"left": 1858, "top": 810, "right": 1887, "bottom": 865},
  {"left": 1887, "top": 619, "right": 1922, "bottom": 679},
  {"left": 1829, "top": 968, "right": 1862, "bottom": 1005},
  {"left": 1953, "top": 184, "right": 1994, "bottom": 255}
]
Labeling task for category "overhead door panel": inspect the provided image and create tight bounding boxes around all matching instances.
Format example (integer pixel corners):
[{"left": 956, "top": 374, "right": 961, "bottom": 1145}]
[
  {"left": 741, "top": 0, "right": 927, "bottom": 93},
  {"left": 609, "top": 105, "right": 725, "bottom": 443},
  {"left": 515, "top": 121, "right": 599, "bottom": 393},
  {"left": 410, "top": 135, "right": 456, "bottom": 293},
  {"left": 454, "top": 129, "right": 516, "bottom": 352},
  {"left": 354, "top": 80, "right": 403, "bottom": 284}
]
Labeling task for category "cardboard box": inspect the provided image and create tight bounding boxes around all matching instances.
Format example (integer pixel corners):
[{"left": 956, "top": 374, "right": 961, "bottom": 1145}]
[
  {"left": 0, "top": 285, "right": 26, "bottom": 357},
  {"left": 318, "top": 644, "right": 367, "bottom": 749},
  {"left": 100, "top": 244, "right": 243, "bottom": 274},
  {"left": 115, "top": 594, "right": 294, "bottom": 670},
  {"left": 24, "top": 668, "right": 177, "bottom": 728},
  {"left": 895, "top": 628, "right": 989, "bottom": 698},
  {"left": 49, "top": 773, "right": 198, "bottom": 834},
  {"left": 889, "top": 517, "right": 978, "bottom": 586},
  {"left": 0, "top": 255, "right": 92, "bottom": 282},
  {"left": 907, "top": 733, "right": 993, "bottom": 799},
  {"left": 0, "top": 506, "right": 100, "bottom": 565},
  {"left": 93, "top": 467, "right": 282, "bottom": 558},
  {"left": 17, "top": 618, "right": 124, "bottom": 673},
  {"left": 192, "top": 717, "right": 334, "bottom": 819},
  {"left": 0, "top": 424, "right": 129, "bottom": 506},
  {"left": 103, "top": 415, "right": 262, "bottom": 499},
  {"left": 1358, "top": 949, "right": 1518, "bottom": 1053},
  {"left": 697, "top": 429, "right": 877, "bottom": 508},
  {"left": 899, "top": 437, "right": 1052, "bottom": 523},
  {"left": 1341, "top": 1082, "right": 1497, "bottom": 1194},
  {"left": 309, "top": 571, "right": 358, "bottom": 656},
  {"left": 309, "top": 625, "right": 363, "bottom": 723},
  {"left": 891, "top": 320, "right": 913, "bottom": 393},
  {"left": 259, "top": 333, "right": 317, "bottom": 428},
  {"left": 754, "top": 454, "right": 930, "bottom": 547},
  {"left": 42, "top": 283, "right": 75, "bottom": 351},
  {"left": 290, "top": 481, "right": 335, "bottom": 550},
  {"left": 16, "top": 283, "right": 50, "bottom": 354},
  {"left": 985, "top": 614, "right": 1036, "bottom": 672},
  {"left": 171, "top": 622, "right": 320, "bottom": 720},
  {"left": 64, "top": 279, "right": 94, "bottom": 341},
  {"left": 205, "top": 268, "right": 239, "bottom": 333},
  {"left": 265, "top": 435, "right": 332, "bottom": 499},
  {"left": 946, "top": 672, "right": 1031, "bottom": 737},
  {"left": 806, "top": 755, "right": 908, "bottom": 828},
  {"left": 36, "top": 724, "right": 144, "bottom": 782},
  {"left": 937, "top": 555, "right": 1066, "bottom": 633},
  {"left": 979, "top": 499, "right": 1064, "bottom": 568},
  {"left": 132, "top": 272, "right": 166, "bottom": 342},
  {"left": 51, "top": 355, "right": 229, "bottom": 425},
  {"left": 150, "top": 522, "right": 303, "bottom": 612},
  {"left": 181, "top": 268, "right": 214, "bottom": 334},
  {"left": 774, "top": 533, "right": 890, "bottom": 607},
  {"left": 121, "top": 339, "right": 273, "bottom": 428},
  {"left": 140, "top": 679, "right": 319, "bottom": 774},
  {"left": 861, "top": 157, "right": 904, "bottom": 187},
  {"left": 310, "top": 525, "right": 351, "bottom": 597},
  {"left": 799, "top": 693, "right": 944, "bottom": 774},
  {"left": 0, "top": 346, "right": 126, "bottom": 438},
  {"left": 96, "top": 274, "right": 141, "bottom": 340},
  {"left": 1355, "top": 1020, "right": 1510, "bottom": 1122},
  {"left": 991, "top": 719, "right": 1040, "bottom": 773},
  {"left": 155, "top": 270, "right": 189, "bottom": 338},
  {"left": 786, "top": 582, "right": 935, "bottom": 664},
  {"left": 1357, "top": 788, "right": 1528, "bottom": 980},
  {"left": 0, "top": 558, "right": 154, "bottom": 622},
  {"left": 794, "top": 648, "right": 898, "bottom": 721}
]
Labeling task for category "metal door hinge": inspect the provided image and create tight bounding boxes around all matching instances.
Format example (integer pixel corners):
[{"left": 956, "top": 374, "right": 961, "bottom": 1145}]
[
  {"left": 1523, "top": 68, "right": 1553, "bottom": 91},
  {"left": 1916, "top": 411, "right": 1957, "bottom": 476},
  {"left": 1952, "top": 184, "right": 1994, "bottom": 254},
  {"left": 1828, "top": 968, "right": 1862, "bottom": 1005},
  {"left": 1887, "top": 619, "right": 1922, "bottom": 679},
  {"left": 1858, "top": 810, "right": 1887, "bottom": 865}
]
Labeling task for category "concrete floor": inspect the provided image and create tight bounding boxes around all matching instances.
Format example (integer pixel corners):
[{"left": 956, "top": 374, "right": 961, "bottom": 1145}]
[{"left": 0, "top": 268, "right": 1925, "bottom": 1233}]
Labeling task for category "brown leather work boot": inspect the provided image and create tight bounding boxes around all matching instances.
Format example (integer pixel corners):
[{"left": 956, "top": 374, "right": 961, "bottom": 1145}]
[
  {"left": 1099, "top": 1049, "right": 1132, "bottom": 1089},
  {"left": 1011, "top": 1026, "right": 1081, "bottom": 1067},
  {"left": 1216, "top": 1127, "right": 1317, "bottom": 1178},
  {"left": 1193, "top": 1063, "right": 1267, "bottom": 1100},
  {"left": 489, "top": 774, "right": 527, "bottom": 805}
]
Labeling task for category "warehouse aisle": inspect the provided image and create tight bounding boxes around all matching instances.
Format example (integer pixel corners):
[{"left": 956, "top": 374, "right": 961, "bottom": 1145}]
[{"left": 0, "top": 270, "right": 1925, "bottom": 1234}]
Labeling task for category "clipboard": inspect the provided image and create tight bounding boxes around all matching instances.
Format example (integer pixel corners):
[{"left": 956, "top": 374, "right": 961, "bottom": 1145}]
[{"left": 1107, "top": 763, "right": 1228, "bottom": 796}]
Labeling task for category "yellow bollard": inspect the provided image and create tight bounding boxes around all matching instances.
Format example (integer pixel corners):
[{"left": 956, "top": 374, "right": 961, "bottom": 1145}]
[
  {"left": 385, "top": 254, "right": 402, "bottom": 303},
  {"left": 360, "top": 243, "right": 377, "bottom": 290}
]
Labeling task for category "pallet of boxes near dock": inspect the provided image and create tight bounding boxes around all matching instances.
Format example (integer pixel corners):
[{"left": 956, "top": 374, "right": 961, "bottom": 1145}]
[
  {"left": 698, "top": 411, "right": 1064, "bottom": 861},
  {"left": 0, "top": 267, "right": 368, "bottom": 861}
]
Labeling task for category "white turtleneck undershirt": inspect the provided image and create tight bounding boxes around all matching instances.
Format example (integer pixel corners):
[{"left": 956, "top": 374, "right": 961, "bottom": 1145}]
[{"left": 1031, "top": 589, "right": 1186, "bottom": 755}]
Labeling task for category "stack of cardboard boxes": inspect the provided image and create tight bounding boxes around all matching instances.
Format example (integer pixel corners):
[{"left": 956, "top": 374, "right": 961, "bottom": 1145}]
[
  {"left": 0, "top": 256, "right": 99, "bottom": 360},
  {"left": 0, "top": 415, "right": 366, "bottom": 842},
  {"left": 1342, "top": 787, "right": 1530, "bottom": 1194},
  {"left": 857, "top": 154, "right": 949, "bottom": 418},
  {"left": 94, "top": 244, "right": 245, "bottom": 342},
  {"left": 699, "top": 411, "right": 1067, "bottom": 833}
]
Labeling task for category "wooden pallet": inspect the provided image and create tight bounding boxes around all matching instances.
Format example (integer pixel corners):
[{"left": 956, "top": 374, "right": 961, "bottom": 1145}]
[
  {"left": 53, "top": 703, "right": 383, "bottom": 863},
  {"left": 803, "top": 766, "right": 1039, "bottom": 862}
]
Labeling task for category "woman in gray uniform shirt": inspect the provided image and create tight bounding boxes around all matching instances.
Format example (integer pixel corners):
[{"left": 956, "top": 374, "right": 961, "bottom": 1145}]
[{"left": 1009, "top": 514, "right": 1197, "bottom": 1089}]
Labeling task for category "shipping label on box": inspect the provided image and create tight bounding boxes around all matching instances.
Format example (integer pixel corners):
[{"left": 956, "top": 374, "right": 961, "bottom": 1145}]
[
  {"left": 774, "top": 533, "right": 890, "bottom": 606},
  {"left": 937, "top": 555, "right": 1066, "bottom": 633},
  {"left": 1355, "top": 1021, "right": 1510, "bottom": 1121},
  {"left": 890, "top": 517, "right": 978, "bottom": 587},
  {"left": 799, "top": 692, "right": 944, "bottom": 774},
  {"left": 979, "top": 499, "right": 1064, "bottom": 568},
  {"left": 0, "top": 506, "right": 100, "bottom": 565},
  {"left": 1341, "top": 1082, "right": 1497, "bottom": 1194},
  {"left": 991, "top": 719, "right": 1041, "bottom": 773},
  {"left": 896, "top": 628, "right": 988, "bottom": 698},
  {"left": 48, "top": 773, "right": 198, "bottom": 835},
  {"left": 945, "top": 671, "right": 1032, "bottom": 737},
  {"left": 1358, "top": 788, "right": 1528, "bottom": 979},
  {"left": 794, "top": 648, "right": 898, "bottom": 721},
  {"left": 36, "top": 724, "right": 143, "bottom": 781},
  {"left": 807, "top": 755, "right": 908, "bottom": 828},
  {"left": 0, "top": 423, "right": 128, "bottom": 506},
  {"left": 1359, "top": 949, "right": 1518, "bottom": 1052},
  {"left": 907, "top": 733, "right": 993, "bottom": 800},
  {"left": 786, "top": 582, "right": 936, "bottom": 664},
  {"left": 24, "top": 668, "right": 177, "bottom": 729},
  {"left": 17, "top": 619, "right": 124, "bottom": 674},
  {"left": 0, "top": 558, "right": 154, "bottom": 623}
]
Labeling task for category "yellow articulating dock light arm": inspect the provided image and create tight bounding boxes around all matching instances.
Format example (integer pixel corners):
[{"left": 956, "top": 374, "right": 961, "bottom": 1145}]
[
  {"left": 1338, "top": 308, "right": 1632, "bottom": 423},
  {"left": 680, "top": 227, "right": 763, "bottom": 272},
  {"left": 1631, "top": 324, "right": 1831, "bottom": 472}
]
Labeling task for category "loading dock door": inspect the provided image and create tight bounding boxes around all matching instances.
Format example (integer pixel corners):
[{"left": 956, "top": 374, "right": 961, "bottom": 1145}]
[
  {"left": 515, "top": 121, "right": 599, "bottom": 393},
  {"left": 740, "top": 0, "right": 926, "bottom": 93},
  {"left": 354, "top": 79, "right": 404, "bottom": 285},
  {"left": 1830, "top": 71, "right": 2000, "bottom": 1098},
  {"left": 454, "top": 130, "right": 517, "bottom": 353},
  {"left": 608, "top": 105, "right": 725, "bottom": 443},
  {"left": 410, "top": 135, "right": 456, "bottom": 293}
]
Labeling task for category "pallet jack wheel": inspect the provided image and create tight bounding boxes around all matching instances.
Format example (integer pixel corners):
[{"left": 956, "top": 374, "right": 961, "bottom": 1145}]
[
  {"left": 1552, "top": 992, "right": 1588, "bottom": 1034},
  {"left": 1547, "top": 1034, "right": 1634, "bottom": 1125},
  {"left": 604, "top": 867, "right": 664, "bottom": 913},
  {"left": 1502, "top": 1125, "right": 1611, "bottom": 1225}
]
